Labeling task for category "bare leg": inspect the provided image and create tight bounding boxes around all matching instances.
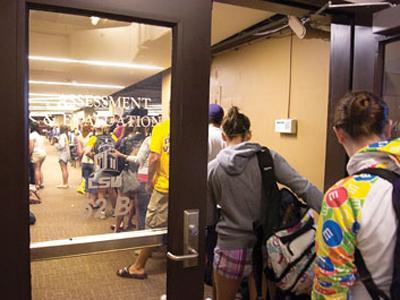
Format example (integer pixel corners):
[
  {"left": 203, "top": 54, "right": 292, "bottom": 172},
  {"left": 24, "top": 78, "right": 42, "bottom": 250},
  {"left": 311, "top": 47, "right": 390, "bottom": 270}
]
[
  {"left": 248, "top": 273, "right": 268, "bottom": 300},
  {"left": 38, "top": 158, "right": 45, "bottom": 186},
  {"left": 113, "top": 191, "right": 126, "bottom": 232},
  {"left": 108, "top": 188, "right": 117, "bottom": 208},
  {"left": 213, "top": 270, "right": 242, "bottom": 300},
  {"left": 59, "top": 161, "right": 69, "bottom": 185},
  {"left": 89, "top": 192, "right": 98, "bottom": 206},
  {"left": 128, "top": 194, "right": 137, "bottom": 228},
  {"left": 128, "top": 247, "right": 154, "bottom": 274},
  {"left": 34, "top": 162, "right": 40, "bottom": 188}
]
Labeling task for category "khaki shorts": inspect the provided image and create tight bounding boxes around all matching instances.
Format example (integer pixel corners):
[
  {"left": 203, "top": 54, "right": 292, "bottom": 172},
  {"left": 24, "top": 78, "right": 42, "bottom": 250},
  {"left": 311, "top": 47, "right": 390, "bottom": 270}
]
[
  {"left": 32, "top": 152, "right": 46, "bottom": 164},
  {"left": 145, "top": 190, "right": 168, "bottom": 229}
]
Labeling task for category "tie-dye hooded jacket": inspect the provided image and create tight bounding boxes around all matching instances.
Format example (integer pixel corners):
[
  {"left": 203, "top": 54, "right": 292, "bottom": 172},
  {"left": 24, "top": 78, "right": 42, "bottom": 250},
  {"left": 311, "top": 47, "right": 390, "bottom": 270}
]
[{"left": 312, "top": 138, "right": 400, "bottom": 300}]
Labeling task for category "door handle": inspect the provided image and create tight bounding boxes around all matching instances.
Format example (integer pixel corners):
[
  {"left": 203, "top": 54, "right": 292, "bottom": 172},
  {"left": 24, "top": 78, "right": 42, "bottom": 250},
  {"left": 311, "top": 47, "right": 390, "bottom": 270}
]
[
  {"left": 167, "top": 209, "right": 199, "bottom": 268},
  {"left": 167, "top": 247, "right": 198, "bottom": 261}
]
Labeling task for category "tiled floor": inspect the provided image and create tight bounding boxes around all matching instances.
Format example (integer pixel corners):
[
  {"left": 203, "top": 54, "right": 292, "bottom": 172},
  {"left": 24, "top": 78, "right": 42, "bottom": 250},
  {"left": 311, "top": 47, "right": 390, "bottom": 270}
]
[{"left": 30, "top": 142, "right": 212, "bottom": 299}]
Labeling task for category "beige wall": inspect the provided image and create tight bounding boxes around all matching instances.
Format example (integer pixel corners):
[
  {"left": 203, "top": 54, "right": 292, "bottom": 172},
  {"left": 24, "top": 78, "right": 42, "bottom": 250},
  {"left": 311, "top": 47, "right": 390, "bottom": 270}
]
[{"left": 211, "top": 35, "right": 330, "bottom": 190}]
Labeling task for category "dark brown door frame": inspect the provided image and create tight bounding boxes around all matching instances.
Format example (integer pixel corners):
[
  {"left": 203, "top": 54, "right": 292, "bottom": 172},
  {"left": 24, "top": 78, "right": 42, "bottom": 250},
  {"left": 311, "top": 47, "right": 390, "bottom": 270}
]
[
  {"left": 0, "top": 1, "right": 212, "bottom": 299},
  {"left": 214, "top": 0, "right": 313, "bottom": 17},
  {"left": 324, "top": 7, "right": 400, "bottom": 190}
]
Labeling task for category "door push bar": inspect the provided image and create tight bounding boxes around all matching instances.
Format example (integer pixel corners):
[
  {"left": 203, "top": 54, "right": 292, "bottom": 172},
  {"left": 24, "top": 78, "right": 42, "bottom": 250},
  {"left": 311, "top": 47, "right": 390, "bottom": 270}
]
[
  {"left": 31, "top": 228, "right": 167, "bottom": 261},
  {"left": 167, "top": 209, "right": 199, "bottom": 268}
]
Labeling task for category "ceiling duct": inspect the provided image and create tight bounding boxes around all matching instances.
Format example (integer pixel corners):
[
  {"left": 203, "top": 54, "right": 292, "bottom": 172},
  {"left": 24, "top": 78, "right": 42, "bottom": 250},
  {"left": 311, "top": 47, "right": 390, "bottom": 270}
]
[
  {"left": 328, "top": 0, "right": 397, "bottom": 8},
  {"left": 212, "top": 2, "right": 331, "bottom": 55}
]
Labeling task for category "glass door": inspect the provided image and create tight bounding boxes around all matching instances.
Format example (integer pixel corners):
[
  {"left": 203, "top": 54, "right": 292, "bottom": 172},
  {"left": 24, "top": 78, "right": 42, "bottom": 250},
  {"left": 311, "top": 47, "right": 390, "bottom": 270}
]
[
  {"left": 0, "top": 0, "right": 212, "bottom": 299},
  {"left": 29, "top": 11, "right": 176, "bottom": 299},
  {"left": 381, "top": 39, "right": 400, "bottom": 138}
]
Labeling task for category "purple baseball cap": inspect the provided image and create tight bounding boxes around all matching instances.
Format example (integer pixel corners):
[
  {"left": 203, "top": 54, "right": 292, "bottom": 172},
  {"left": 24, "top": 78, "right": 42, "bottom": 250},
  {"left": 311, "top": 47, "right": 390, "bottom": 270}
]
[{"left": 209, "top": 104, "right": 224, "bottom": 124}]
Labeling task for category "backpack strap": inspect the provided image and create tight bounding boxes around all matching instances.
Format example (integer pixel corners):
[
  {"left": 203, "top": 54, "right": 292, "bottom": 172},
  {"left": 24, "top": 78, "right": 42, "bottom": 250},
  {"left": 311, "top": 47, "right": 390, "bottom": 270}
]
[
  {"left": 354, "top": 249, "right": 389, "bottom": 300},
  {"left": 354, "top": 168, "right": 398, "bottom": 300},
  {"left": 256, "top": 147, "right": 281, "bottom": 239},
  {"left": 252, "top": 147, "right": 280, "bottom": 300}
]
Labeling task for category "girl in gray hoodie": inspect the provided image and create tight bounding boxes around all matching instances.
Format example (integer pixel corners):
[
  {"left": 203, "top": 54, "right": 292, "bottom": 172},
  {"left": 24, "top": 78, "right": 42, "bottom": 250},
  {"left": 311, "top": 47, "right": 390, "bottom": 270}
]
[{"left": 207, "top": 107, "right": 322, "bottom": 300}]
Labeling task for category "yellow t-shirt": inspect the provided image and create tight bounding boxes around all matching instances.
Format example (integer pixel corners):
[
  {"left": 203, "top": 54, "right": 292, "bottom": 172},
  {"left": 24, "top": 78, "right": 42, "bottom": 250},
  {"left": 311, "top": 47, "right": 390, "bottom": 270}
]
[{"left": 150, "top": 120, "right": 170, "bottom": 194}]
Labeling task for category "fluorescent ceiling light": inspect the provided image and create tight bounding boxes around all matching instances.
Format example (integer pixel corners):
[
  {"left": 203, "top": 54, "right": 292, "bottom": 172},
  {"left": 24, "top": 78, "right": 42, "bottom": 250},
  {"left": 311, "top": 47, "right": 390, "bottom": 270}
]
[
  {"left": 29, "top": 93, "right": 103, "bottom": 97},
  {"left": 29, "top": 98, "right": 62, "bottom": 101},
  {"left": 29, "top": 106, "right": 75, "bottom": 111},
  {"left": 29, "top": 93, "right": 63, "bottom": 97},
  {"left": 29, "top": 80, "right": 124, "bottom": 89},
  {"left": 90, "top": 16, "right": 101, "bottom": 26},
  {"left": 29, "top": 55, "right": 163, "bottom": 70}
]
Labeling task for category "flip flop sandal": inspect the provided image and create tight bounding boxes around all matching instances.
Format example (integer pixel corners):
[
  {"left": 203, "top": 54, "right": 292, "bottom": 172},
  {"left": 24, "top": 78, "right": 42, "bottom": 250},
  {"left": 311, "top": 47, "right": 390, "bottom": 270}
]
[
  {"left": 110, "top": 224, "right": 124, "bottom": 232},
  {"left": 116, "top": 266, "right": 148, "bottom": 280},
  {"left": 29, "top": 198, "right": 41, "bottom": 204},
  {"left": 89, "top": 203, "right": 100, "bottom": 209}
]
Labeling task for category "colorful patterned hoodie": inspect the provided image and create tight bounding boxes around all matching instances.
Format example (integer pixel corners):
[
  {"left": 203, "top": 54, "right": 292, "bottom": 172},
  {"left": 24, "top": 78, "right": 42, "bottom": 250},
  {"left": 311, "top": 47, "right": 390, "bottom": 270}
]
[{"left": 312, "top": 138, "right": 400, "bottom": 299}]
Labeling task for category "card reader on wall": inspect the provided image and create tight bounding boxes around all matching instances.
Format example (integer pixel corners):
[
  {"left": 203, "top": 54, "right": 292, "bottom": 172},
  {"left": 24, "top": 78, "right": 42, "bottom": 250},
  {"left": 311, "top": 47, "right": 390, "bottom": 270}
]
[{"left": 275, "top": 119, "right": 297, "bottom": 134}]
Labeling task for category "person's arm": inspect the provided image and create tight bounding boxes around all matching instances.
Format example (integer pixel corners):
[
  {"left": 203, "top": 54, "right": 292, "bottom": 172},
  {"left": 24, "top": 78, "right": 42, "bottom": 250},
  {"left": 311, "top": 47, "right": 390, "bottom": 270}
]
[
  {"left": 29, "top": 133, "right": 35, "bottom": 156},
  {"left": 146, "top": 152, "right": 160, "bottom": 192},
  {"left": 312, "top": 183, "right": 358, "bottom": 300},
  {"left": 83, "top": 136, "right": 96, "bottom": 158},
  {"left": 206, "top": 161, "right": 219, "bottom": 226},
  {"left": 112, "top": 137, "right": 150, "bottom": 165},
  {"left": 135, "top": 137, "right": 150, "bottom": 167},
  {"left": 270, "top": 150, "right": 323, "bottom": 212}
]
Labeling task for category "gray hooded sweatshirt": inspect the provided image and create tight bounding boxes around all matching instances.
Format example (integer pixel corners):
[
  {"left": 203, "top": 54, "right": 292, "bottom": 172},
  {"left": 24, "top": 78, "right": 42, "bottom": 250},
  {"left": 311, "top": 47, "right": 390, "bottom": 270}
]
[{"left": 207, "top": 142, "right": 323, "bottom": 249}]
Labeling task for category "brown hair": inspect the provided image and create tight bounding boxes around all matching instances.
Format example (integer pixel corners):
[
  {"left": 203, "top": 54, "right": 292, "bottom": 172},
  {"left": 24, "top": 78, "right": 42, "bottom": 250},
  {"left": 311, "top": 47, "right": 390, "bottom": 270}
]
[
  {"left": 221, "top": 106, "right": 251, "bottom": 139},
  {"left": 59, "top": 125, "right": 69, "bottom": 135},
  {"left": 333, "top": 91, "right": 389, "bottom": 139}
]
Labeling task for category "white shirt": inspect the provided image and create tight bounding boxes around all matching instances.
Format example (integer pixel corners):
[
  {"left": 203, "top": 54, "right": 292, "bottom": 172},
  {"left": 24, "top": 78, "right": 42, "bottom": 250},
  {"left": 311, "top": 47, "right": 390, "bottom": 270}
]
[
  {"left": 30, "top": 131, "right": 46, "bottom": 155},
  {"left": 208, "top": 124, "right": 225, "bottom": 162},
  {"left": 126, "top": 136, "right": 150, "bottom": 176}
]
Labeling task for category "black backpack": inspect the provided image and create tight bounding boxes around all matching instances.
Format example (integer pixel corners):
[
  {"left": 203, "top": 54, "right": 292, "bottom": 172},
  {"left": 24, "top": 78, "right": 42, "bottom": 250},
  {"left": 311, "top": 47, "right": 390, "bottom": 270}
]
[
  {"left": 94, "top": 134, "right": 116, "bottom": 154},
  {"left": 354, "top": 168, "right": 400, "bottom": 300}
]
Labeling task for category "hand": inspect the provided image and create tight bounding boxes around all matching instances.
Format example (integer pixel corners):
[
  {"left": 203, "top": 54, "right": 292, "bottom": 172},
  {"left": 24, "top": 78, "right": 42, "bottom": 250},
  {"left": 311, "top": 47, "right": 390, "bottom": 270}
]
[
  {"left": 145, "top": 182, "right": 153, "bottom": 194},
  {"left": 110, "top": 149, "right": 122, "bottom": 158}
]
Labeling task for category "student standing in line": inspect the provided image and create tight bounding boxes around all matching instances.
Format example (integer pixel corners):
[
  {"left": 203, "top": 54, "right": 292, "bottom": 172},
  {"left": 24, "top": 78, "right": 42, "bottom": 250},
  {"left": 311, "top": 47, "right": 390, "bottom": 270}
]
[
  {"left": 205, "top": 103, "right": 225, "bottom": 292},
  {"left": 84, "top": 120, "right": 119, "bottom": 211},
  {"left": 112, "top": 126, "right": 152, "bottom": 230},
  {"left": 54, "top": 125, "right": 70, "bottom": 189},
  {"left": 111, "top": 125, "right": 144, "bottom": 232},
  {"left": 313, "top": 91, "right": 399, "bottom": 300},
  {"left": 29, "top": 122, "right": 47, "bottom": 189},
  {"left": 77, "top": 122, "right": 94, "bottom": 195},
  {"left": 208, "top": 103, "right": 226, "bottom": 162},
  {"left": 116, "top": 119, "right": 170, "bottom": 279},
  {"left": 207, "top": 107, "right": 322, "bottom": 300}
]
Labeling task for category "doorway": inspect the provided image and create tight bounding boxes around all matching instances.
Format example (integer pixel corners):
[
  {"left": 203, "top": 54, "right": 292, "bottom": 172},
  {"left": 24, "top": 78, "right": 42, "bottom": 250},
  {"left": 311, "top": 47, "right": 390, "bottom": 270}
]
[{"left": 0, "top": 1, "right": 212, "bottom": 299}]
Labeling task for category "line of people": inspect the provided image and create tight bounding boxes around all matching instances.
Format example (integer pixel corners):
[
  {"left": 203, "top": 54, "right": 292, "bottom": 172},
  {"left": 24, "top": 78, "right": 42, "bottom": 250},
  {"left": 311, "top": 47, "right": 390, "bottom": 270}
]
[
  {"left": 206, "top": 91, "right": 400, "bottom": 300},
  {"left": 30, "top": 91, "right": 399, "bottom": 300}
]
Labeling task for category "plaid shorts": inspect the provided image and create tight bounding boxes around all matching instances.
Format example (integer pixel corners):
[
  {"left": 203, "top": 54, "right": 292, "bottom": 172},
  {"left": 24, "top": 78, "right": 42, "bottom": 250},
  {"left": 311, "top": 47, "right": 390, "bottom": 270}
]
[{"left": 213, "top": 247, "right": 253, "bottom": 280}]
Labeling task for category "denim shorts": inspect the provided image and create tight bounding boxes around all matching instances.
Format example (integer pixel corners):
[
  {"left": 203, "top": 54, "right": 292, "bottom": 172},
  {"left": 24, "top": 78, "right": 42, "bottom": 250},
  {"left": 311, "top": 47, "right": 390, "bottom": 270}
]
[{"left": 213, "top": 247, "right": 253, "bottom": 280}]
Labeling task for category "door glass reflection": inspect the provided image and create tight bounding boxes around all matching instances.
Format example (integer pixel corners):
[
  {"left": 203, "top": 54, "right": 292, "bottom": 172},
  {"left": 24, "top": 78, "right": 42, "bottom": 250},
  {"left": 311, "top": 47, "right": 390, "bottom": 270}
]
[{"left": 29, "top": 11, "right": 172, "bottom": 243}]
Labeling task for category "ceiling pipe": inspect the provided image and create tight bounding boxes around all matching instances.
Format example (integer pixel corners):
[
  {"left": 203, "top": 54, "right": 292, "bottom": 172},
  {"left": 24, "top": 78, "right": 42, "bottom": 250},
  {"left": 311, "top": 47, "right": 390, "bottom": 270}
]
[
  {"left": 211, "top": 16, "right": 289, "bottom": 54},
  {"left": 328, "top": 1, "right": 396, "bottom": 8}
]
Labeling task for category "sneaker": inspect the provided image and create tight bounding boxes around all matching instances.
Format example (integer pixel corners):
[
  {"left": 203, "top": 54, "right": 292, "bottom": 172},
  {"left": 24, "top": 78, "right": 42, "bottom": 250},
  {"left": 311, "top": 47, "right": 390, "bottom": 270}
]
[{"left": 56, "top": 184, "right": 69, "bottom": 189}]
